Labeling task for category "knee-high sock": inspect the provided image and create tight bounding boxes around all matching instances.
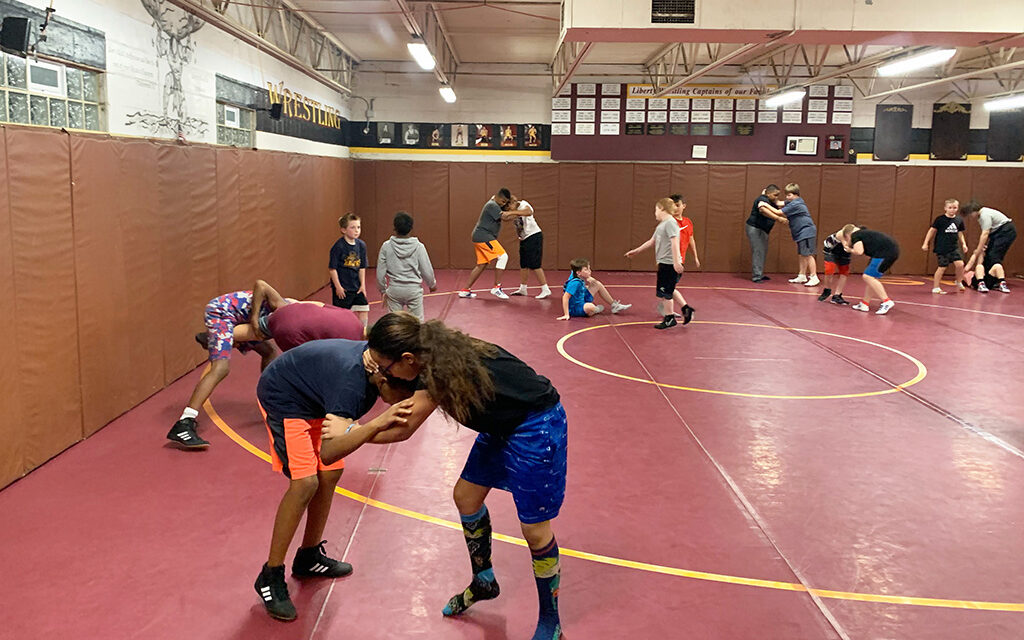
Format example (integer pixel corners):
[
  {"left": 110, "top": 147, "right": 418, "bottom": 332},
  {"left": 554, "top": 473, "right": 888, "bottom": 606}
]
[
  {"left": 443, "top": 505, "right": 500, "bottom": 616},
  {"left": 530, "top": 537, "right": 562, "bottom": 640}
]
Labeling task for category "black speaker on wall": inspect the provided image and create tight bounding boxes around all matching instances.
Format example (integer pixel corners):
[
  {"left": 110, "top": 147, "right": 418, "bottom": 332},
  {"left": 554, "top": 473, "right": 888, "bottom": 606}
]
[{"left": 0, "top": 17, "right": 31, "bottom": 54}]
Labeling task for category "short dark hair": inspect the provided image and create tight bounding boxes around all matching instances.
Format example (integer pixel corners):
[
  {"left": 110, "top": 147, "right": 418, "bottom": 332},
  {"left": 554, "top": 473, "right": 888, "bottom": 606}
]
[
  {"left": 569, "top": 258, "right": 590, "bottom": 274},
  {"left": 393, "top": 211, "right": 414, "bottom": 236},
  {"left": 497, "top": 188, "right": 512, "bottom": 200},
  {"left": 669, "top": 193, "right": 686, "bottom": 204},
  {"left": 338, "top": 212, "right": 360, "bottom": 229},
  {"left": 765, "top": 183, "right": 780, "bottom": 194},
  {"left": 960, "top": 200, "right": 982, "bottom": 215}
]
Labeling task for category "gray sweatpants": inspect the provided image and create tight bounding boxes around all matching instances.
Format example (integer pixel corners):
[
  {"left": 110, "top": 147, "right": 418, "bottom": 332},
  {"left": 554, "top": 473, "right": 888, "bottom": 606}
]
[
  {"left": 746, "top": 224, "right": 769, "bottom": 279},
  {"left": 384, "top": 284, "right": 425, "bottom": 322}
]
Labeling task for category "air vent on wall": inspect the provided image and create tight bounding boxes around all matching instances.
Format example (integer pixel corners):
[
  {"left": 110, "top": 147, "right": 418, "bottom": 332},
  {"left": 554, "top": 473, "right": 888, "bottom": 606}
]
[{"left": 652, "top": 0, "right": 695, "bottom": 24}]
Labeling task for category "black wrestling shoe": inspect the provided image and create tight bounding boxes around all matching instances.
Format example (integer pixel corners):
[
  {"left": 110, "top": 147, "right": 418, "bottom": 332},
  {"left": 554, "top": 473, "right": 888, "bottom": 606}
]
[
  {"left": 255, "top": 563, "right": 296, "bottom": 621},
  {"left": 655, "top": 315, "right": 678, "bottom": 330},
  {"left": 817, "top": 288, "right": 832, "bottom": 302},
  {"left": 292, "top": 540, "right": 353, "bottom": 578},
  {"left": 681, "top": 305, "right": 695, "bottom": 325},
  {"left": 830, "top": 294, "right": 851, "bottom": 305},
  {"left": 166, "top": 417, "right": 209, "bottom": 449}
]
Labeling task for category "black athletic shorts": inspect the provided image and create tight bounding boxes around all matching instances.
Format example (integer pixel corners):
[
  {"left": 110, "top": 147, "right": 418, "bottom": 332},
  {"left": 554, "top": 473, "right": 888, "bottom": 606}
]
[
  {"left": 936, "top": 249, "right": 964, "bottom": 267},
  {"left": 984, "top": 221, "right": 1017, "bottom": 271},
  {"left": 519, "top": 232, "right": 543, "bottom": 270},
  {"left": 333, "top": 289, "right": 369, "bottom": 310},
  {"left": 656, "top": 262, "right": 681, "bottom": 300}
]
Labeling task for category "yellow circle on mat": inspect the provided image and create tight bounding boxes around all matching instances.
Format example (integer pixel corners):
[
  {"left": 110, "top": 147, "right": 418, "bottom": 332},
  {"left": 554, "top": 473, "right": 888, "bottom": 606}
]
[{"left": 556, "top": 320, "right": 927, "bottom": 400}]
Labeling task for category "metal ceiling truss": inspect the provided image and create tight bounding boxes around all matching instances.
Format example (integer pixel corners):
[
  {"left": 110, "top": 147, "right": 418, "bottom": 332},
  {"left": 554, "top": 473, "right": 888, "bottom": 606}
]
[
  {"left": 862, "top": 46, "right": 1024, "bottom": 100},
  {"left": 394, "top": 0, "right": 460, "bottom": 86},
  {"left": 167, "top": 0, "right": 359, "bottom": 94},
  {"left": 550, "top": 39, "right": 593, "bottom": 97}
]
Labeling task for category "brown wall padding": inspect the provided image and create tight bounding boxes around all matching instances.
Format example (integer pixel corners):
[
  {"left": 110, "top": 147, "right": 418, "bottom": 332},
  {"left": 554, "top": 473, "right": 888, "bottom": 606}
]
[
  {"left": 1, "top": 127, "right": 354, "bottom": 489},
  {"left": 373, "top": 161, "right": 414, "bottom": 266},
  {"left": 706, "top": 165, "right": 749, "bottom": 272},
  {"left": 353, "top": 160, "right": 377, "bottom": 266},
  {"left": 0, "top": 130, "right": 20, "bottom": 487},
  {"left": 817, "top": 165, "right": 860, "bottom": 266},
  {"left": 5, "top": 127, "right": 82, "bottom": 479},
  {"left": 448, "top": 163, "right": 488, "bottom": 271},
  {"left": 855, "top": 165, "right": 897, "bottom": 267},
  {"left": 670, "top": 165, "right": 709, "bottom": 271},
  {"left": 72, "top": 137, "right": 163, "bottom": 436},
  {"left": 556, "top": 164, "right": 597, "bottom": 266},
  {"left": 629, "top": 164, "right": 673, "bottom": 271},
  {"left": 893, "top": 167, "right": 935, "bottom": 275},
  {"left": 522, "top": 164, "right": 560, "bottom": 270},
  {"left": 970, "top": 167, "right": 1024, "bottom": 274},
  {"left": 594, "top": 164, "right": 634, "bottom": 271},
  {"left": 411, "top": 162, "right": 451, "bottom": 268}
]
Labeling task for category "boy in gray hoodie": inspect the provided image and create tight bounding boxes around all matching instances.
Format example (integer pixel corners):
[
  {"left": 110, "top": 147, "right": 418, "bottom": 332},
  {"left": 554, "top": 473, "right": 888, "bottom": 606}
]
[{"left": 376, "top": 211, "right": 437, "bottom": 321}]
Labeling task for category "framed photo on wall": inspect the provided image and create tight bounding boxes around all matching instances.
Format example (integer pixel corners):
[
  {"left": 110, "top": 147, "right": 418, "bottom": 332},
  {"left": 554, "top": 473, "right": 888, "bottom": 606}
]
[{"left": 785, "top": 135, "right": 818, "bottom": 155}]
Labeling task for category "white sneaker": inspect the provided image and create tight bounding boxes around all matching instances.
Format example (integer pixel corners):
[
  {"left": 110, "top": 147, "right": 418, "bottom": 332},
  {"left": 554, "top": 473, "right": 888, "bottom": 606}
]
[
  {"left": 876, "top": 300, "right": 895, "bottom": 315},
  {"left": 592, "top": 304, "right": 605, "bottom": 314},
  {"left": 535, "top": 287, "right": 552, "bottom": 299},
  {"left": 509, "top": 286, "right": 528, "bottom": 296},
  {"left": 852, "top": 302, "right": 870, "bottom": 312},
  {"left": 490, "top": 287, "right": 509, "bottom": 300},
  {"left": 610, "top": 300, "right": 632, "bottom": 314},
  {"left": 804, "top": 276, "right": 820, "bottom": 287},
  {"left": 931, "top": 287, "right": 947, "bottom": 295},
  {"left": 789, "top": 275, "right": 808, "bottom": 284},
  {"left": 458, "top": 290, "right": 476, "bottom": 298}
]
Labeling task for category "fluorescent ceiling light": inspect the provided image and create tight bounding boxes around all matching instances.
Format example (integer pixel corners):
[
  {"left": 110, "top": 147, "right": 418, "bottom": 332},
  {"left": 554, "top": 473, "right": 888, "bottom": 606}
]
[
  {"left": 877, "top": 48, "right": 956, "bottom": 76},
  {"left": 439, "top": 86, "right": 457, "bottom": 103},
  {"left": 984, "top": 94, "right": 1024, "bottom": 111},
  {"left": 407, "top": 41, "right": 435, "bottom": 70},
  {"left": 764, "top": 89, "right": 805, "bottom": 108}
]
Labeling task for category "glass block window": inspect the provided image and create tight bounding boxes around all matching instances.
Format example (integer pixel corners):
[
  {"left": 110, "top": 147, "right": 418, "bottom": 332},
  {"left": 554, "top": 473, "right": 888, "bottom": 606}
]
[
  {"left": 216, "top": 101, "right": 254, "bottom": 148},
  {"left": 0, "top": 52, "right": 104, "bottom": 131}
]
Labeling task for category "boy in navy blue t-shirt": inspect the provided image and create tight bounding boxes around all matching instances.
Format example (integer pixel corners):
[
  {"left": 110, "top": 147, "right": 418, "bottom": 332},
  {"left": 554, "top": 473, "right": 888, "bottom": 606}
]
[{"left": 329, "top": 213, "right": 369, "bottom": 327}]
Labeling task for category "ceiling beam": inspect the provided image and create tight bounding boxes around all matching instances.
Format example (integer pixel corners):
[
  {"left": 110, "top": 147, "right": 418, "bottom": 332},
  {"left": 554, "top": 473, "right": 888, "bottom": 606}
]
[
  {"left": 551, "top": 41, "right": 594, "bottom": 97},
  {"left": 166, "top": 0, "right": 357, "bottom": 94},
  {"left": 863, "top": 57, "right": 1024, "bottom": 99}
]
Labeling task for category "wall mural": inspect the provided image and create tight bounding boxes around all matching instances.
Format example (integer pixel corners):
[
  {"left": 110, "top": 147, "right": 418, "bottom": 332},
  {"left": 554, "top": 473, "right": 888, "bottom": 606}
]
[{"left": 126, "top": 0, "right": 207, "bottom": 138}]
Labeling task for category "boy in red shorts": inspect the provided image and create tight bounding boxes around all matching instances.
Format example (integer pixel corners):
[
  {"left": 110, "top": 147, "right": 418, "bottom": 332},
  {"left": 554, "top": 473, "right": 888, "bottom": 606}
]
[{"left": 817, "top": 229, "right": 852, "bottom": 304}]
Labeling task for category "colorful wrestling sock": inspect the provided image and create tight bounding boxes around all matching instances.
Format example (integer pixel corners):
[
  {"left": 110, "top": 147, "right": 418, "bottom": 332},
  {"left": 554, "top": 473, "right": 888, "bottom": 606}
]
[
  {"left": 442, "top": 506, "right": 500, "bottom": 616},
  {"left": 530, "top": 537, "right": 563, "bottom": 640}
]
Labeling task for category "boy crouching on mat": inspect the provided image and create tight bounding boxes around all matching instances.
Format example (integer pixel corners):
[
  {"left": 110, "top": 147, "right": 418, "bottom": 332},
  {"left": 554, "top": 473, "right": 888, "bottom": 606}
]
[
  {"left": 818, "top": 230, "right": 852, "bottom": 305},
  {"left": 841, "top": 224, "right": 900, "bottom": 315},
  {"left": 556, "top": 258, "right": 631, "bottom": 320}
]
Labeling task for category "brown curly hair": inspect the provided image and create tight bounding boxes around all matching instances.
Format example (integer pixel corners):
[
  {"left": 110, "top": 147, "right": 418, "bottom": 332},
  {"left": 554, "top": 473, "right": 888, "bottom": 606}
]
[{"left": 367, "top": 312, "right": 497, "bottom": 424}]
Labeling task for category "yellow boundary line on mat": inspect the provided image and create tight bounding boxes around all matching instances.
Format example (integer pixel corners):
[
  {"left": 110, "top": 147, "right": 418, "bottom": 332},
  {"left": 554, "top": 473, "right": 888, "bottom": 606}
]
[
  {"left": 556, "top": 321, "right": 928, "bottom": 400},
  {"left": 204, "top": 386, "right": 1023, "bottom": 612}
]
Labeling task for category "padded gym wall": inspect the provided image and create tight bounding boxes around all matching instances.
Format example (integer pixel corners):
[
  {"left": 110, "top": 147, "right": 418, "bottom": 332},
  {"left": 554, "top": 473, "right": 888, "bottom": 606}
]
[
  {"left": 0, "top": 127, "right": 354, "bottom": 490},
  {"left": 357, "top": 159, "right": 1024, "bottom": 278}
]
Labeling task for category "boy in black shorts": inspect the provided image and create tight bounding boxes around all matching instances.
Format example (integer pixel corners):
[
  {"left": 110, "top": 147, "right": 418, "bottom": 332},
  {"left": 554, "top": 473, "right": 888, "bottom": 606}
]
[
  {"left": 841, "top": 224, "right": 900, "bottom": 315},
  {"left": 329, "top": 213, "right": 370, "bottom": 327},
  {"left": 818, "top": 229, "right": 852, "bottom": 304},
  {"left": 922, "top": 198, "right": 968, "bottom": 294}
]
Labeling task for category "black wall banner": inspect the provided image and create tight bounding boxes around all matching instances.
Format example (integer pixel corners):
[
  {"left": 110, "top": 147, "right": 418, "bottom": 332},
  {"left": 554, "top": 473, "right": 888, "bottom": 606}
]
[
  {"left": 346, "top": 122, "right": 551, "bottom": 151},
  {"left": 216, "top": 75, "right": 349, "bottom": 146},
  {"left": 873, "top": 104, "right": 913, "bottom": 161},
  {"left": 986, "top": 109, "right": 1024, "bottom": 162},
  {"left": 931, "top": 102, "right": 971, "bottom": 160}
]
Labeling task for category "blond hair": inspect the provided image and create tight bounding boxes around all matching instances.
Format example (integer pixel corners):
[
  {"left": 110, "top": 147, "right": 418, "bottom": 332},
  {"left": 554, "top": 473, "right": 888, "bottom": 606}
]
[
  {"left": 785, "top": 183, "right": 800, "bottom": 196},
  {"left": 840, "top": 223, "right": 857, "bottom": 239},
  {"left": 656, "top": 197, "right": 675, "bottom": 213}
]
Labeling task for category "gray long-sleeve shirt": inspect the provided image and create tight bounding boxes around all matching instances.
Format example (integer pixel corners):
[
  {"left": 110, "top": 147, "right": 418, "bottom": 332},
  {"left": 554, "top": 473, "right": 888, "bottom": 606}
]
[{"left": 376, "top": 236, "right": 436, "bottom": 291}]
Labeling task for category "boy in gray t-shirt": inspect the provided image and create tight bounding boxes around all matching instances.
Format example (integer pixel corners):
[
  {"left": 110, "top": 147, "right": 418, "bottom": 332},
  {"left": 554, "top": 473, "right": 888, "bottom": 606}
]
[{"left": 626, "top": 197, "right": 695, "bottom": 329}]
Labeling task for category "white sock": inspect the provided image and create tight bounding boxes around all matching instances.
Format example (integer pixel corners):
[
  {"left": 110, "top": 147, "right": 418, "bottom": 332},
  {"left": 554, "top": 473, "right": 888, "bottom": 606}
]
[{"left": 180, "top": 407, "right": 199, "bottom": 421}]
